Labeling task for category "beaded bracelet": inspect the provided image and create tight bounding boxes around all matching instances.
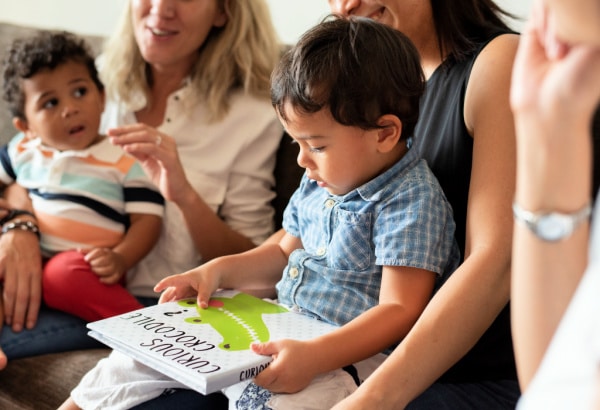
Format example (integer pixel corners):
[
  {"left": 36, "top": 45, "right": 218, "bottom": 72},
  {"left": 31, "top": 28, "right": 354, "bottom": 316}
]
[
  {"left": 0, "top": 209, "right": 36, "bottom": 226},
  {"left": 1, "top": 218, "right": 40, "bottom": 239}
]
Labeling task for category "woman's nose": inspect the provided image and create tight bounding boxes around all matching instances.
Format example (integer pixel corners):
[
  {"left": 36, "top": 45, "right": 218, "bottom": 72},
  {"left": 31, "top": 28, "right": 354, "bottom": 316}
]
[
  {"left": 328, "top": 0, "right": 360, "bottom": 16},
  {"left": 150, "top": 0, "right": 175, "bottom": 18}
]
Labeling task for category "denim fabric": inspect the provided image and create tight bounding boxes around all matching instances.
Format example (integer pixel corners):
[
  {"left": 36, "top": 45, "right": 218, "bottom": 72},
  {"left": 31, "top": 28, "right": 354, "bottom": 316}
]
[
  {"left": 1, "top": 297, "right": 158, "bottom": 360},
  {"left": 236, "top": 382, "right": 273, "bottom": 410}
]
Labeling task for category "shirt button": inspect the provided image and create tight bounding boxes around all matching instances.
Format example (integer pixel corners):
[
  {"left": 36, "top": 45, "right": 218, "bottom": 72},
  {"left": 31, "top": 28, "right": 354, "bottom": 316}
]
[
  {"left": 325, "top": 199, "right": 335, "bottom": 208},
  {"left": 288, "top": 267, "right": 299, "bottom": 279},
  {"left": 316, "top": 247, "right": 326, "bottom": 256}
]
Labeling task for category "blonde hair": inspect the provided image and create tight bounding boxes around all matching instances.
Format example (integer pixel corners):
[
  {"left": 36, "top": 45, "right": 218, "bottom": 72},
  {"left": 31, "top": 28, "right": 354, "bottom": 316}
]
[{"left": 100, "top": 0, "right": 280, "bottom": 121}]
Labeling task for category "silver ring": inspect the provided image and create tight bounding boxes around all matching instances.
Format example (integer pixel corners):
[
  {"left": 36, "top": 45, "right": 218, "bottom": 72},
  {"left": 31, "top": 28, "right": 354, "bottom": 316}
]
[{"left": 155, "top": 135, "right": 162, "bottom": 146}]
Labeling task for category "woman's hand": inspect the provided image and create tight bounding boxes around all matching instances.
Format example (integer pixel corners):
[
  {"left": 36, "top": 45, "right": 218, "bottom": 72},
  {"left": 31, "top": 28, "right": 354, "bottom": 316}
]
[
  {"left": 108, "top": 124, "right": 195, "bottom": 204},
  {"left": 511, "top": 0, "right": 600, "bottom": 137},
  {"left": 510, "top": 0, "right": 600, "bottom": 208},
  {"left": 0, "top": 225, "right": 42, "bottom": 332},
  {"left": 0, "top": 194, "right": 42, "bottom": 332}
]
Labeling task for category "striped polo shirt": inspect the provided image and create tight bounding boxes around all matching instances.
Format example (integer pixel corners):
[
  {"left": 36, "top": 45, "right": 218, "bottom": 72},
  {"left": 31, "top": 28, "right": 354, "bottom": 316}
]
[{"left": 0, "top": 134, "right": 164, "bottom": 256}]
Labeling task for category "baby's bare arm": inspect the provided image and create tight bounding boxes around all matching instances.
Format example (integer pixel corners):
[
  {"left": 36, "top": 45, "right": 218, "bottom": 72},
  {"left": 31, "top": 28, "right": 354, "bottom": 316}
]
[{"left": 85, "top": 213, "right": 162, "bottom": 284}]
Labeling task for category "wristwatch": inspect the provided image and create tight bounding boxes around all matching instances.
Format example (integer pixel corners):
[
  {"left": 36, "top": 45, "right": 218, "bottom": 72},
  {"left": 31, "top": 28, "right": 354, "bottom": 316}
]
[{"left": 512, "top": 202, "right": 592, "bottom": 242}]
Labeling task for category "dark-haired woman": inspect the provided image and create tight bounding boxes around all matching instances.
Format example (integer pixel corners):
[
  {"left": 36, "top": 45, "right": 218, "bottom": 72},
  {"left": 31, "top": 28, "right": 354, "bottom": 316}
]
[{"left": 328, "top": 0, "right": 520, "bottom": 408}]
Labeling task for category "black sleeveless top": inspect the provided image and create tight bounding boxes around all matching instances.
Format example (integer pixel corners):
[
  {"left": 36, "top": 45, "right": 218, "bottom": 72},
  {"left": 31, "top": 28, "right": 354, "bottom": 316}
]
[{"left": 413, "top": 35, "right": 518, "bottom": 383}]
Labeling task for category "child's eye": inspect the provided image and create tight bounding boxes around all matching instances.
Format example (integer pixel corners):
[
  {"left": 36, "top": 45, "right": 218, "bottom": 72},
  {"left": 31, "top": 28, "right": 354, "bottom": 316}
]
[
  {"left": 74, "top": 87, "right": 88, "bottom": 98},
  {"left": 309, "top": 146, "right": 325, "bottom": 153},
  {"left": 42, "top": 98, "right": 59, "bottom": 109}
]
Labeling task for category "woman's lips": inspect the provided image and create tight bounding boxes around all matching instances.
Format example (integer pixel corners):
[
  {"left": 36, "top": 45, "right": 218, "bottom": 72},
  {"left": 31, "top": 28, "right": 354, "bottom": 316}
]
[{"left": 148, "top": 26, "right": 177, "bottom": 37}]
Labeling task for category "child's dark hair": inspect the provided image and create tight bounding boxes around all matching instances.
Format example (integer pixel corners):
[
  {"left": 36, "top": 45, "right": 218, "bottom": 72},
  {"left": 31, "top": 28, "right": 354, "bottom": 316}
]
[
  {"left": 1, "top": 30, "right": 103, "bottom": 120},
  {"left": 271, "top": 15, "right": 425, "bottom": 141}
]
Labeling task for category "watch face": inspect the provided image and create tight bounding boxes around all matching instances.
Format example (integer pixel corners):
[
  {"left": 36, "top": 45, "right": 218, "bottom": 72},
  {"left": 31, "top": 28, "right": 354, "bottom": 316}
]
[{"left": 537, "top": 213, "right": 572, "bottom": 241}]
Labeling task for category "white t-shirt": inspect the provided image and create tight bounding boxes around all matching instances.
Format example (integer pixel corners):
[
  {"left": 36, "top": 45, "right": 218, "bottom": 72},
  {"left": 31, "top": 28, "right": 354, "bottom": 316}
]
[
  {"left": 518, "top": 198, "right": 600, "bottom": 409},
  {"left": 101, "top": 84, "right": 282, "bottom": 297}
]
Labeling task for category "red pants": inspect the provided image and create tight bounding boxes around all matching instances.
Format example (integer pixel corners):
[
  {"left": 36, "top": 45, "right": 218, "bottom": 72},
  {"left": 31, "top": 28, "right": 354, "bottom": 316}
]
[{"left": 43, "top": 250, "right": 143, "bottom": 322}]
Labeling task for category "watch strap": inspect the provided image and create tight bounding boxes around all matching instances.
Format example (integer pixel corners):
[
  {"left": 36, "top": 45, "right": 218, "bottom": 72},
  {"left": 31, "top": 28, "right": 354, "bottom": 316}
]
[{"left": 513, "top": 201, "right": 592, "bottom": 242}]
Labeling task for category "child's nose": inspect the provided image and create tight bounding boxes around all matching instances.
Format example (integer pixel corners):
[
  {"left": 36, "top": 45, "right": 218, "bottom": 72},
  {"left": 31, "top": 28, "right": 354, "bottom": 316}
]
[
  {"left": 61, "top": 102, "right": 79, "bottom": 118},
  {"left": 296, "top": 148, "right": 312, "bottom": 169}
]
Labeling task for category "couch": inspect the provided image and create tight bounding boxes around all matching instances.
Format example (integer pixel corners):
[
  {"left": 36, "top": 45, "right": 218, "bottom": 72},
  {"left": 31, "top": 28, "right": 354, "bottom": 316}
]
[{"left": 0, "top": 22, "right": 303, "bottom": 409}]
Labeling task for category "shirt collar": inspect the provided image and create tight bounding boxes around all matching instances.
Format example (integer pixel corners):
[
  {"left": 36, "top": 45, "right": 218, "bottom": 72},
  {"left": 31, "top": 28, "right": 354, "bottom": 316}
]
[
  {"left": 22, "top": 136, "right": 123, "bottom": 163},
  {"left": 128, "top": 77, "right": 192, "bottom": 112},
  {"left": 350, "top": 143, "right": 419, "bottom": 202}
]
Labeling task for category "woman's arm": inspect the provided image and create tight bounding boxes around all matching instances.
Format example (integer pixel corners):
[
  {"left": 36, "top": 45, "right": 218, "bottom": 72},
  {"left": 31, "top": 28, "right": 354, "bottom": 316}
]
[
  {"left": 0, "top": 184, "right": 41, "bottom": 332},
  {"left": 332, "top": 34, "right": 519, "bottom": 409},
  {"left": 510, "top": 0, "right": 600, "bottom": 389}
]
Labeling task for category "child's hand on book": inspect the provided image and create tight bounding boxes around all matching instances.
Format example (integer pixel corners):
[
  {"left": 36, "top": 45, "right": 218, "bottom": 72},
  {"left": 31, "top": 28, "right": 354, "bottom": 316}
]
[
  {"left": 154, "top": 264, "right": 221, "bottom": 308},
  {"left": 251, "top": 339, "right": 319, "bottom": 394}
]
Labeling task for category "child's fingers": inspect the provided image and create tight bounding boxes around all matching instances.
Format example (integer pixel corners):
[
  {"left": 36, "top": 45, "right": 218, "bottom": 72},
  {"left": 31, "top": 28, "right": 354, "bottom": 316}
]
[
  {"left": 251, "top": 341, "right": 279, "bottom": 356},
  {"left": 196, "top": 288, "right": 213, "bottom": 309},
  {"left": 154, "top": 275, "right": 180, "bottom": 293}
]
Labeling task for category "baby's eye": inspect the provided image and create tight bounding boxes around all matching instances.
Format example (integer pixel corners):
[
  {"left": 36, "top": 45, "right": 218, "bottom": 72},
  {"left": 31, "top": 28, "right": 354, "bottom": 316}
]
[
  {"left": 309, "top": 146, "right": 325, "bottom": 153},
  {"left": 73, "top": 87, "right": 88, "bottom": 98},
  {"left": 42, "top": 98, "right": 58, "bottom": 109}
]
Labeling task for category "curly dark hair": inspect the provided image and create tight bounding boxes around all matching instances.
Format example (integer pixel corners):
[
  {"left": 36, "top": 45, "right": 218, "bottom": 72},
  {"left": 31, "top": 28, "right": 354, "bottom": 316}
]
[
  {"left": 271, "top": 15, "right": 425, "bottom": 142},
  {"left": 1, "top": 30, "right": 103, "bottom": 120}
]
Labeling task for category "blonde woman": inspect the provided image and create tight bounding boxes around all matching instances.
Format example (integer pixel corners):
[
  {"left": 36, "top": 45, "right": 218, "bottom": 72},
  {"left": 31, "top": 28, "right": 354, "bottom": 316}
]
[
  {"left": 0, "top": 0, "right": 282, "bottom": 397},
  {"left": 100, "top": 0, "right": 282, "bottom": 306}
]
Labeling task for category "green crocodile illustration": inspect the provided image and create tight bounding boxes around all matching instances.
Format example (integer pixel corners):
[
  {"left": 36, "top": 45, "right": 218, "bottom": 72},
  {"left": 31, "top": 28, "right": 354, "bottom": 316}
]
[{"left": 177, "top": 293, "right": 288, "bottom": 351}]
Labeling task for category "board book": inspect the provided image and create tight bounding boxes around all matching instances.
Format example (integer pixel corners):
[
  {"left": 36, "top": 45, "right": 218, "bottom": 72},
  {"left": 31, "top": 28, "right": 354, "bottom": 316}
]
[{"left": 87, "top": 290, "right": 337, "bottom": 395}]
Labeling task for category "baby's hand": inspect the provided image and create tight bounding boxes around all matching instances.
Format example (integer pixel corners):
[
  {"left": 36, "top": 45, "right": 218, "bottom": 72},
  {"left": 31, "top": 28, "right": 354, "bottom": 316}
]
[
  {"left": 251, "top": 339, "right": 317, "bottom": 394},
  {"left": 154, "top": 264, "right": 220, "bottom": 307},
  {"left": 81, "top": 248, "right": 126, "bottom": 285}
]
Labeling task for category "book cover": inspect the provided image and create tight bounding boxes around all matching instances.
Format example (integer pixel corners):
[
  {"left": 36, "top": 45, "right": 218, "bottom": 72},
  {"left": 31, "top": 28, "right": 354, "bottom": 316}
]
[{"left": 87, "top": 290, "right": 337, "bottom": 395}]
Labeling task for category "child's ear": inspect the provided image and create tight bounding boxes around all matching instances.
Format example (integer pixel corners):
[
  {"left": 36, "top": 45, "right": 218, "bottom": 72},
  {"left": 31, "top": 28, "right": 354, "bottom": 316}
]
[
  {"left": 375, "top": 114, "right": 402, "bottom": 153},
  {"left": 12, "top": 117, "right": 35, "bottom": 139},
  {"left": 12, "top": 117, "right": 28, "bottom": 133}
]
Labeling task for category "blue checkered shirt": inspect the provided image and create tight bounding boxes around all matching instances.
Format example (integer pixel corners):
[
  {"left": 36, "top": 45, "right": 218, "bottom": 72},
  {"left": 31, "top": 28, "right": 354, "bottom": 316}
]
[{"left": 277, "top": 146, "right": 460, "bottom": 326}]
